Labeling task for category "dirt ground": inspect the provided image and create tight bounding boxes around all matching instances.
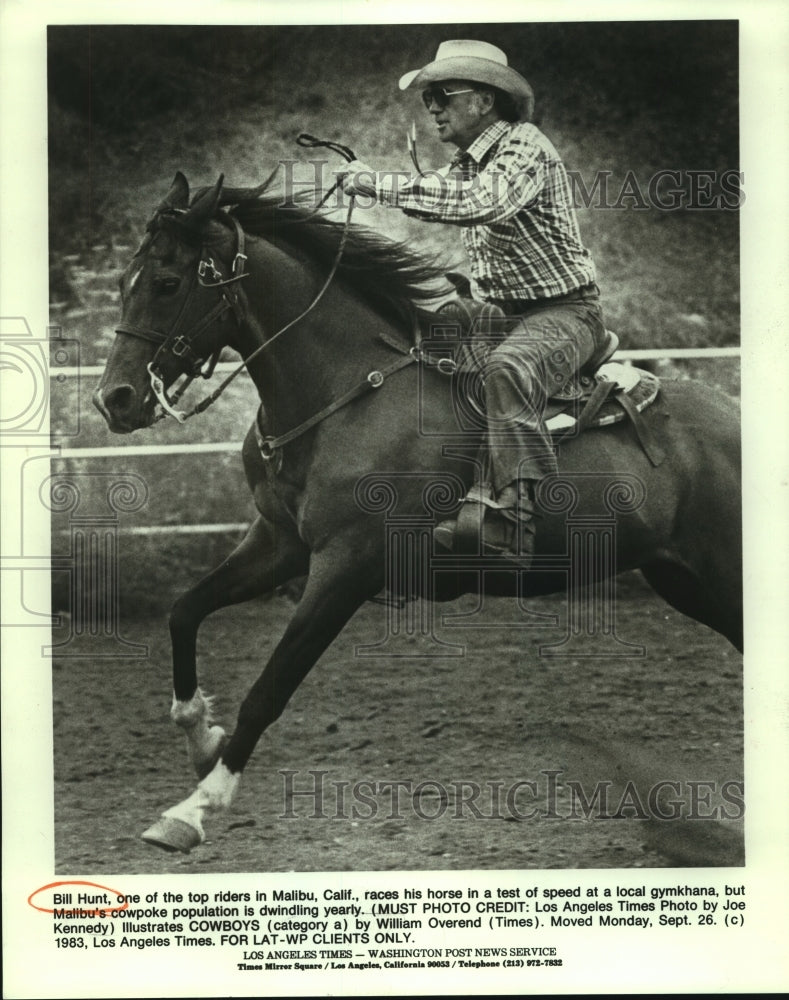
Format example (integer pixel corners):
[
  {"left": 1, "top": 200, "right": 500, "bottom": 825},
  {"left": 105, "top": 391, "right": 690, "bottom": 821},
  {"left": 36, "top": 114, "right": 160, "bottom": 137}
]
[{"left": 53, "top": 575, "right": 743, "bottom": 874}]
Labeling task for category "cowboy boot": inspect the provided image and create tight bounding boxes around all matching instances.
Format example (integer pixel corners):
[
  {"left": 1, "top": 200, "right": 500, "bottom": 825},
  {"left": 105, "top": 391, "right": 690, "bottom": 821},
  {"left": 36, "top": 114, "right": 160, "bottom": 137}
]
[
  {"left": 434, "top": 480, "right": 538, "bottom": 565},
  {"left": 481, "top": 480, "right": 538, "bottom": 562}
]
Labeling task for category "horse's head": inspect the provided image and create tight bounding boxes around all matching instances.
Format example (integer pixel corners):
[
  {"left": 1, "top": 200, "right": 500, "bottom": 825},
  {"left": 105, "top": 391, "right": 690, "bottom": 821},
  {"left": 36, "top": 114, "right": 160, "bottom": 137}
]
[{"left": 94, "top": 172, "right": 244, "bottom": 432}]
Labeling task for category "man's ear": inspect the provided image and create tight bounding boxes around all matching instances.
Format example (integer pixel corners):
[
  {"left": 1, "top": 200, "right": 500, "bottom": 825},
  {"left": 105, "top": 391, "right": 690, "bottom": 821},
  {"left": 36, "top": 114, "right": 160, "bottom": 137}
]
[{"left": 476, "top": 88, "right": 496, "bottom": 114}]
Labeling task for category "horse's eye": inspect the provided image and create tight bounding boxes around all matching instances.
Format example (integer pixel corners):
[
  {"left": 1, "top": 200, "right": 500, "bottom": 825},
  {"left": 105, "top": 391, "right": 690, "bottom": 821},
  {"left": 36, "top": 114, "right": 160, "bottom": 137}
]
[{"left": 155, "top": 276, "right": 181, "bottom": 296}]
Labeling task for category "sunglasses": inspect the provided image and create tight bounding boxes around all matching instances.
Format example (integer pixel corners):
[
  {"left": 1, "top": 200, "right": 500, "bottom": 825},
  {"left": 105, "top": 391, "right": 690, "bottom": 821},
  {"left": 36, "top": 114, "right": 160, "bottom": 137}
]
[{"left": 421, "top": 85, "right": 476, "bottom": 110}]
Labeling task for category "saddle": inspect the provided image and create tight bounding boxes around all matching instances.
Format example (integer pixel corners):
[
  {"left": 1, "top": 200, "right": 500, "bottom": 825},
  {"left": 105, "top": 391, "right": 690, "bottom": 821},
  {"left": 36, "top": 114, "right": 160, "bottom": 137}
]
[
  {"left": 426, "top": 293, "right": 665, "bottom": 557},
  {"left": 431, "top": 293, "right": 663, "bottom": 461}
]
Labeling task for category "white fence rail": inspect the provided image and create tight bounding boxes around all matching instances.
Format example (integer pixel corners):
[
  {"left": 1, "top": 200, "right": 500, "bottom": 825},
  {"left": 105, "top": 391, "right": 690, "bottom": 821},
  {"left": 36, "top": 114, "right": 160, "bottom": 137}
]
[
  {"left": 51, "top": 347, "right": 739, "bottom": 537},
  {"left": 53, "top": 346, "right": 742, "bottom": 385},
  {"left": 52, "top": 347, "right": 740, "bottom": 461}
]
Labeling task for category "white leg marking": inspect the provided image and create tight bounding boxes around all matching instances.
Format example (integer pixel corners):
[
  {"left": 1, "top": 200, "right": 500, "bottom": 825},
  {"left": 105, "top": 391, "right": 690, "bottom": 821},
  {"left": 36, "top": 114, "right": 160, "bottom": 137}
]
[
  {"left": 161, "top": 762, "right": 241, "bottom": 840},
  {"left": 171, "top": 689, "right": 227, "bottom": 777},
  {"left": 171, "top": 688, "right": 212, "bottom": 727},
  {"left": 198, "top": 761, "right": 241, "bottom": 811}
]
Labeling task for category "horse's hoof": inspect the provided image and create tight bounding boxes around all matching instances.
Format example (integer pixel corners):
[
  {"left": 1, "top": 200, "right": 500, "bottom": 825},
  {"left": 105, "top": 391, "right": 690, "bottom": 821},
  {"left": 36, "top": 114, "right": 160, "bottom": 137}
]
[{"left": 141, "top": 816, "right": 202, "bottom": 853}]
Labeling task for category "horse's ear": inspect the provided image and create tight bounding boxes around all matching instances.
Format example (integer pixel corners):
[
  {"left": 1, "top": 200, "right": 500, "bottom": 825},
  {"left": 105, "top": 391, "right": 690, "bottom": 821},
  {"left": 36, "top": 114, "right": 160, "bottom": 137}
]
[
  {"left": 159, "top": 171, "right": 190, "bottom": 212},
  {"left": 184, "top": 175, "right": 224, "bottom": 229}
]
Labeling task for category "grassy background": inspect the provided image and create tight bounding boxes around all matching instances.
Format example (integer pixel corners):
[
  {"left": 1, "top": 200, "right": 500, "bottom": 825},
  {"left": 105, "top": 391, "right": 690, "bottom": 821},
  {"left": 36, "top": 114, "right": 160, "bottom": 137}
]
[
  {"left": 47, "top": 21, "right": 741, "bottom": 614},
  {"left": 49, "top": 21, "right": 740, "bottom": 344}
]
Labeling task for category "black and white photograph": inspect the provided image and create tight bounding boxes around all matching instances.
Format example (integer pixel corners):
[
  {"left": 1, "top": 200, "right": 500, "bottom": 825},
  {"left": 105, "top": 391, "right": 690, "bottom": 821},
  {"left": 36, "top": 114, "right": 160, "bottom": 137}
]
[{"left": 2, "top": 2, "right": 788, "bottom": 996}]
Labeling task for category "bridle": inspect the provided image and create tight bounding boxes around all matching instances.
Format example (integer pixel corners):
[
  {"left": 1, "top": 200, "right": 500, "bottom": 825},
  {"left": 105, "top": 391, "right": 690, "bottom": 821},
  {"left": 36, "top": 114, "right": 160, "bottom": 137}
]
[
  {"left": 116, "top": 134, "right": 357, "bottom": 425},
  {"left": 113, "top": 137, "right": 455, "bottom": 448},
  {"left": 115, "top": 212, "right": 251, "bottom": 422}
]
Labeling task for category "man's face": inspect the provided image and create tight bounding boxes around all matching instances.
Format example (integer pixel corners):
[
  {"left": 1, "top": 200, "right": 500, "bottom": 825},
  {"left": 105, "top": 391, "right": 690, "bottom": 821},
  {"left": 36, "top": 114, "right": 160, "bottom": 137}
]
[{"left": 423, "top": 79, "right": 492, "bottom": 149}]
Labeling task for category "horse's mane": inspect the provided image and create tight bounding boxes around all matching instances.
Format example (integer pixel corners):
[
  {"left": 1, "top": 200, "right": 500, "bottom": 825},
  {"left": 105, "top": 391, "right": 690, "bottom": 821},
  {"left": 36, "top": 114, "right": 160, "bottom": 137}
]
[{"left": 209, "top": 186, "right": 452, "bottom": 329}]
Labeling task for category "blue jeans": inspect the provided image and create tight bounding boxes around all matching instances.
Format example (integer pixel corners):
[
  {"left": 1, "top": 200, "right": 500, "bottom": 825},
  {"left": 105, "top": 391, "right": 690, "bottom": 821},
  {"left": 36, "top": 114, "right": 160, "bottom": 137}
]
[{"left": 483, "top": 289, "right": 606, "bottom": 493}]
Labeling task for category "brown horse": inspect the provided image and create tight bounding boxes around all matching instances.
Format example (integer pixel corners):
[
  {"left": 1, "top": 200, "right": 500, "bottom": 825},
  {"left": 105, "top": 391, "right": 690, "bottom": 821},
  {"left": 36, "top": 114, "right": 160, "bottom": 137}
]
[{"left": 93, "top": 172, "right": 742, "bottom": 852}]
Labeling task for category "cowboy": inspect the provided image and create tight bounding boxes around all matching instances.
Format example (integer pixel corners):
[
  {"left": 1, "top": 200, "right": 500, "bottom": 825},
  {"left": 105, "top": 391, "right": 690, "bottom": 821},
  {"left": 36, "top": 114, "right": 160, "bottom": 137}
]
[{"left": 339, "top": 40, "right": 606, "bottom": 567}]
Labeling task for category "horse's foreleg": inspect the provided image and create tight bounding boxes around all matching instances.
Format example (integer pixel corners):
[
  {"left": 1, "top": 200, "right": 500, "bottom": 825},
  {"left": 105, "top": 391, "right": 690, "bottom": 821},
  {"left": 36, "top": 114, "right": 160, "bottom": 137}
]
[
  {"left": 144, "top": 544, "right": 382, "bottom": 852},
  {"left": 169, "top": 690, "right": 228, "bottom": 782},
  {"left": 141, "top": 761, "right": 241, "bottom": 852},
  {"left": 168, "top": 515, "right": 308, "bottom": 777}
]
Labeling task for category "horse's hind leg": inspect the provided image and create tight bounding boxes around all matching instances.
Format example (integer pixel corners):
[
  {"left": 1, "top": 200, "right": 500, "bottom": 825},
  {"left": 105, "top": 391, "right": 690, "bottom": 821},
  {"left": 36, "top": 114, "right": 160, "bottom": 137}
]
[
  {"left": 638, "top": 382, "right": 743, "bottom": 652},
  {"left": 640, "top": 558, "right": 743, "bottom": 652},
  {"left": 168, "top": 515, "right": 309, "bottom": 777}
]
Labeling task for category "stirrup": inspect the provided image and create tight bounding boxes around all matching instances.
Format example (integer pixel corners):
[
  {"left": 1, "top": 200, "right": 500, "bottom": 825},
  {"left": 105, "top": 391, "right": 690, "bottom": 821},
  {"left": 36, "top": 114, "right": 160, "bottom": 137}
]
[
  {"left": 434, "top": 489, "right": 537, "bottom": 564},
  {"left": 487, "top": 505, "right": 537, "bottom": 560}
]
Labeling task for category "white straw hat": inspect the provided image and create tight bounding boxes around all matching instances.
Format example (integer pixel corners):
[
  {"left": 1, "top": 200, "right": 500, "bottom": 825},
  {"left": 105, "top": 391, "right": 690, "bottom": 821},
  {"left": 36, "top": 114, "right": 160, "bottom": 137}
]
[{"left": 399, "top": 40, "right": 534, "bottom": 121}]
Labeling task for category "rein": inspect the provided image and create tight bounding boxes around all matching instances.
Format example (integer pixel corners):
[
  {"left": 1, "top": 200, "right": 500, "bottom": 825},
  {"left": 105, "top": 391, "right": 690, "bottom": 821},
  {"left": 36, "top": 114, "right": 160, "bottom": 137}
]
[
  {"left": 121, "top": 134, "right": 357, "bottom": 424},
  {"left": 184, "top": 190, "right": 357, "bottom": 423},
  {"left": 118, "top": 136, "right": 453, "bottom": 451},
  {"left": 116, "top": 213, "right": 251, "bottom": 422}
]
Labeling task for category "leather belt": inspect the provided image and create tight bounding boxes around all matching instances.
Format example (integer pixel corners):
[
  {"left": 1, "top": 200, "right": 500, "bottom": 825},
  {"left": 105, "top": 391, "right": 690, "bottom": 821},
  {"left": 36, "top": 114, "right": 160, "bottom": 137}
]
[{"left": 491, "top": 283, "right": 599, "bottom": 316}]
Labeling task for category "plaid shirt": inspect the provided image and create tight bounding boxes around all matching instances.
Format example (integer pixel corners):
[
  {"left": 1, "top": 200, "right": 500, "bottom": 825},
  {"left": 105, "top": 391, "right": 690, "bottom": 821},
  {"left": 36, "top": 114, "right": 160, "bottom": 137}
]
[{"left": 375, "top": 120, "right": 596, "bottom": 301}]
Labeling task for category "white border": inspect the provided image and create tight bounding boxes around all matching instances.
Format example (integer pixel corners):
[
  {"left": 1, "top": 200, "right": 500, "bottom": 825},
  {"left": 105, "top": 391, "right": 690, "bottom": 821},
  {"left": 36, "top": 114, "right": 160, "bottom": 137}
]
[{"left": 2, "top": 1, "right": 788, "bottom": 996}]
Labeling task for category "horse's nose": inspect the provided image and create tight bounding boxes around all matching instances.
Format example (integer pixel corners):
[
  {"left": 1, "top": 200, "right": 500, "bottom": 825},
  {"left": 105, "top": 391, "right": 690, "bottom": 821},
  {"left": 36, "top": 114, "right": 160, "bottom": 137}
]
[{"left": 93, "top": 384, "right": 137, "bottom": 423}]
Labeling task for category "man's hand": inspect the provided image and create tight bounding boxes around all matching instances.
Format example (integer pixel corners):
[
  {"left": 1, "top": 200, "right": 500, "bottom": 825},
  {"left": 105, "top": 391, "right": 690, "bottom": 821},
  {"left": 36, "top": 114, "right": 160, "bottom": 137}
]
[{"left": 337, "top": 160, "right": 378, "bottom": 198}]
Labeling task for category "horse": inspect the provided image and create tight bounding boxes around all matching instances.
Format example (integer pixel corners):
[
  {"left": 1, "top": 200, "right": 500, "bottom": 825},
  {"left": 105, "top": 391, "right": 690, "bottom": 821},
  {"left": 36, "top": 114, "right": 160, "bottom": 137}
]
[{"left": 93, "top": 171, "right": 742, "bottom": 853}]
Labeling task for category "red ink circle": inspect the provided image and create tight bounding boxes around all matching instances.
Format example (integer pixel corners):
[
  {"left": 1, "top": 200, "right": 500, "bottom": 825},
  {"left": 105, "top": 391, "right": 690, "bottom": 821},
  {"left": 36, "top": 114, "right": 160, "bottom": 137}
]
[{"left": 27, "top": 880, "right": 130, "bottom": 915}]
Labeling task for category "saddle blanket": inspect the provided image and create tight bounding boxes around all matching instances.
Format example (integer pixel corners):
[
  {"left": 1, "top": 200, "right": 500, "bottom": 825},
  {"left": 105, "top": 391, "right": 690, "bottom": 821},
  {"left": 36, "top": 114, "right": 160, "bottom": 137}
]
[
  {"left": 427, "top": 295, "right": 660, "bottom": 437},
  {"left": 545, "top": 362, "right": 660, "bottom": 434}
]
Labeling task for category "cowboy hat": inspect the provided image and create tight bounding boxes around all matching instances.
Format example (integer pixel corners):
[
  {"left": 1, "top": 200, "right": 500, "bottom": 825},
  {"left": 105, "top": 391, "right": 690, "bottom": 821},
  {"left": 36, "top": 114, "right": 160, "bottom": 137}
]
[{"left": 399, "top": 40, "right": 534, "bottom": 121}]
